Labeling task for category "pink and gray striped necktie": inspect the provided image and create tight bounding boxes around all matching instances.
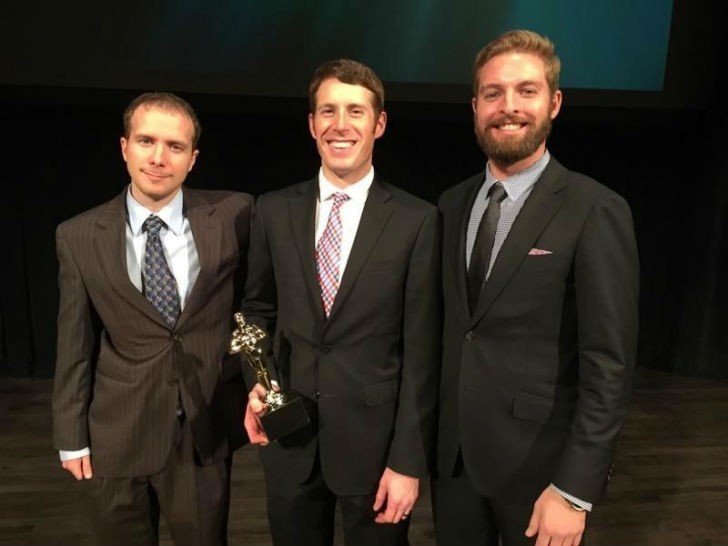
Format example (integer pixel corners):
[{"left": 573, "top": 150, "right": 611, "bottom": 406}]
[{"left": 316, "top": 192, "right": 350, "bottom": 317}]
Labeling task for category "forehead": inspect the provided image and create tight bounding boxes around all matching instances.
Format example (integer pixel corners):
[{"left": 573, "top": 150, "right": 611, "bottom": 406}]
[
  {"left": 476, "top": 52, "right": 548, "bottom": 87},
  {"left": 128, "top": 105, "right": 195, "bottom": 140},
  {"left": 314, "top": 78, "right": 376, "bottom": 107}
]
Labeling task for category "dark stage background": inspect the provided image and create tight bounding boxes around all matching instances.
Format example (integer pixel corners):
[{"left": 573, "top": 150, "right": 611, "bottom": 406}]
[{"left": 0, "top": 0, "right": 726, "bottom": 381}]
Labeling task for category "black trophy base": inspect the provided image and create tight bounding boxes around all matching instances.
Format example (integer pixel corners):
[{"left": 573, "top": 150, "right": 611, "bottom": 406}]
[{"left": 260, "top": 392, "right": 311, "bottom": 442}]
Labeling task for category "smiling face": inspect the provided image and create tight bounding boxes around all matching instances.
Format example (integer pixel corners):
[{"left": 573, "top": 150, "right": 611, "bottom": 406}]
[
  {"left": 472, "top": 51, "right": 562, "bottom": 178},
  {"left": 120, "top": 105, "right": 199, "bottom": 211},
  {"left": 308, "top": 78, "right": 387, "bottom": 188}
]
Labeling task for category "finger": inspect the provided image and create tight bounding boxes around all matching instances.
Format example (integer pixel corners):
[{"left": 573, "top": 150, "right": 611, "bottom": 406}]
[
  {"left": 378, "top": 501, "right": 401, "bottom": 524},
  {"left": 534, "top": 531, "right": 551, "bottom": 546},
  {"left": 249, "top": 397, "right": 266, "bottom": 414},
  {"left": 372, "top": 482, "right": 387, "bottom": 512},
  {"left": 524, "top": 507, "right": 539, "bottom": 538},
  {"left": 573, "top": 532, "right": 584, "bottom": 546},
  {"left": 81, "top": 455, "right": 93, "bottom": 479},
  {"left": 243, "top": 405, "right": 269, "bottom": 445},
  {"left": 62, "top": 460, "right": 84, "bottom": 480}
]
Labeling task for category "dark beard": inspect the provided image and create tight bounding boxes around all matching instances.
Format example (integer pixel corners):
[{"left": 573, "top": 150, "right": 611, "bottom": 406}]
[{"left": 475, "top": 116, "right": 552, "bottom": 166}]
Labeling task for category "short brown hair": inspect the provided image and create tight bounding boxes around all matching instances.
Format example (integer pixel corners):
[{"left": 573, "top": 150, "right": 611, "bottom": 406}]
[
  {"left": 122, "top": 92, "right": 202, "bottom": 148},
  {"left": 473, "top": 30, "right": 561, "bottom": 96},
  {"left": 308, "top": 59, "right": 385, "bottom": 114}
]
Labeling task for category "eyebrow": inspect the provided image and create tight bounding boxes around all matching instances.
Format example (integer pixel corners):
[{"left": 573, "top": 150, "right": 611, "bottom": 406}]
[{"left": 134, "top": 132, "right": 189, "bottom": 147}]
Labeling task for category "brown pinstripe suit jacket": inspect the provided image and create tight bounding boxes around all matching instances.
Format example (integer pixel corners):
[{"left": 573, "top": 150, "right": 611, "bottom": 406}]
[{"left": 52, "top": 187, "right": 252, "bottom": 477}]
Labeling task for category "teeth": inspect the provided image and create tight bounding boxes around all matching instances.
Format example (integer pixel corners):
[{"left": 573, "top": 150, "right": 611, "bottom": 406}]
[
  {"left": 330, "top": 141, "right": 354, "bottom": 149},
  {"left": 499, "top": 123, "right": 523, "bottom": 131}
]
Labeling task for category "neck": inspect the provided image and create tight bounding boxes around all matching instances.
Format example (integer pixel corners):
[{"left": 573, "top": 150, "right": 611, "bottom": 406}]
[
  {"left": 488, "top": 145, "right": 546, "bottom": 180},
  {"left": 321, "top": 164, "right": 371, "bottom": 189}
]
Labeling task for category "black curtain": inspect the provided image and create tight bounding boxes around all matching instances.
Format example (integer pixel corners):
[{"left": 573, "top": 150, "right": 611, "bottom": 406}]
[{"left": 1, "top": 90, "right": 726, "bottom": 381}]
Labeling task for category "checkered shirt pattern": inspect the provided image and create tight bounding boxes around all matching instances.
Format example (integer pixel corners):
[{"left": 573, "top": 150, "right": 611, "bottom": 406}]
[
  {"left": 142, "top": 214, "right": 181, "bottom": 327},
  {"left": 316, "top": 192, "right": 350, "bottom": 317}
]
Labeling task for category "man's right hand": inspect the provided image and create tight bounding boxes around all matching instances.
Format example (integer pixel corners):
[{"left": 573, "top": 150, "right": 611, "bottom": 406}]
[
  {"left": 244, "top": 382, "right": 270, "bottom": 446},
  {"left": 61, "top": 455, "right": 93, "bottom": 480}
]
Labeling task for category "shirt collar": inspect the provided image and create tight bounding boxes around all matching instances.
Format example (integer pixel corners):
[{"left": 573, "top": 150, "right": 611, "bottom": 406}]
[
  {"left": 126, "top": 186, "right": 185, "bottom": 236},
  {"left": 317, "top": 167, "right": 374, "bottom": 204},
  {"left": 484, "top": 150, "right": 551, "bottom": 201}
]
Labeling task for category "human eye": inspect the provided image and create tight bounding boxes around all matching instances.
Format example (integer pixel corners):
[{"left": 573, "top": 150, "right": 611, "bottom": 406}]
[
  {"left": 137, "top": 136, "right": 152, "bottom": 145},
  {"left": 170, "top": 143, "right": 186, "bottom": 153},
  {"left": 481, "top": 89, "right": 500, "bottom": 101},
  {"left": 319, "top": 106, "right": 334, "bottom": 116}
]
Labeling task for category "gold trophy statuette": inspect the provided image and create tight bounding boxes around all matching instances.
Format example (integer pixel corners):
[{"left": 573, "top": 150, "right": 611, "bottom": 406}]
[{"left": 228, "top": 312, "right": 310, "bottom": 441}]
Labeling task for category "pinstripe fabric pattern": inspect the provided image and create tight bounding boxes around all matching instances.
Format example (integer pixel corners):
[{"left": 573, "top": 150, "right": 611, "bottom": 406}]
[{"left": 53, "top": 188, "right": 252, "bottom": 478}]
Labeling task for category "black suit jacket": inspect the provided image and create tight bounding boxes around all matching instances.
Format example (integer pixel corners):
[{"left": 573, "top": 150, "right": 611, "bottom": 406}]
[
  {"left": 242, "top": 176, "right": 441, "bottom": 495},
  {"left": 53, "top": 187, "right": 252, "bottom": 477},
  {"left": 437, "top": 157, "right": 639, "bottom": 503}
]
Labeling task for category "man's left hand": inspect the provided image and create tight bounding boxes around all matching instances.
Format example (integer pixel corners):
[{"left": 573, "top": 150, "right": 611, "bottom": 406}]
[
  {"left": 525, "top": 487, "right": 586, "bottom": 546},
  {"left": 372, "top": 467, "right": 419, "bottom": 524}
]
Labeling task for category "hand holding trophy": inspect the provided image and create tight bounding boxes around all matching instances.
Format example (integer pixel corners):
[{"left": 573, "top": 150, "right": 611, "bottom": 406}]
[{"left": 229, "top": 312, "right": 310, "bottom": 442}]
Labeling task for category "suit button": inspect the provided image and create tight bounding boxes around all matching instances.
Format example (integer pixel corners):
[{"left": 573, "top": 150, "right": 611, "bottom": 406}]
[
  {"left": 465, "top": 331, "right": 473, "bottom": 341},
  {"left": 173, "top": 334, "right": 183, "bottom": 343},
  {"left": 168, "top": 379, "right": 179, "bottom": 386},
  {"left": 322, "top": 345, "right": 331, "bottom": 354},
  {"left": 314, "top": 391, "right": 321, "bottom": 400}
]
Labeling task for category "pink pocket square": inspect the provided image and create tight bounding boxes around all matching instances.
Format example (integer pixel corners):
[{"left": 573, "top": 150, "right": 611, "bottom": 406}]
[{"left": 528, "top": 248, "right": 553, "bottom": 256}]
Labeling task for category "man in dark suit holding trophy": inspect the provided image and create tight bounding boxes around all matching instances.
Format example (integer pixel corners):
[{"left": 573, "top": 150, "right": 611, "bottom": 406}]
[{"left": 241, "top": 59, "right": 441, "bottom": 546}]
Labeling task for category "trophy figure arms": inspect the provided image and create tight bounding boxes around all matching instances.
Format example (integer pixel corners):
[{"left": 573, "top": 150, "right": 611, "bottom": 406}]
[{"left": 229, "top": 312, "right": 275, "bottom": 393}]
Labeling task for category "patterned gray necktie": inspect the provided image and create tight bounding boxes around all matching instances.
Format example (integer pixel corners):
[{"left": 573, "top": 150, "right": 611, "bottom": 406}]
[
  {"left": 467, "top": 182, "right": 507, "bottom": 312},
  {"left": 142, "top": 215, "right": 181, "bottom": 327}
]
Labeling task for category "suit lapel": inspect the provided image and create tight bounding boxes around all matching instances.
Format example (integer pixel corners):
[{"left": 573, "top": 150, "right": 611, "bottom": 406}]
[
  {"left": 470, "top": 159, "right": 568, "bottom": 326},
  {"left": 328, "top": 179, "right": 393, "bottom": 322},
  {"left": 178, "top": 189, "right": 220, "bottom": 328},
  {"left": 448, "top": 173, "right": 486, "bottom": 325},
  {"left": 94, "top": 189, "right": 166, "bottom": 325},
  {"left": 288, "top": 180, "right": 323, "bottom": 318}
]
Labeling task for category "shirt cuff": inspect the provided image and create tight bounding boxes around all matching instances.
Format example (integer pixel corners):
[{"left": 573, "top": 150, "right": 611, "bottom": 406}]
[
  {"left": 59, "top": 447, "right": 91, "bottom": 461},
  {"left": 550, "top": 484, "right": 593, "bottom": 512}
]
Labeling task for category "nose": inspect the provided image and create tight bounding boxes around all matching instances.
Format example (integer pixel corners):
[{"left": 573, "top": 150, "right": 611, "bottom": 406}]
[
  {"left": 150, "top": 143, "right": 166, "bottom": 165},
  {"left": 334, "top": 110, "right": 348, "bottom": 131},
  {"left": 502, "top": 90, "right": 518, "bottom": 114}
]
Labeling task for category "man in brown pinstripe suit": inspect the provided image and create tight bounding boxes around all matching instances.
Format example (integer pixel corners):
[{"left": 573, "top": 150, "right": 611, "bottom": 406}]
[{"left": 52, "top": 92, "right": 252, "bottom": 546}]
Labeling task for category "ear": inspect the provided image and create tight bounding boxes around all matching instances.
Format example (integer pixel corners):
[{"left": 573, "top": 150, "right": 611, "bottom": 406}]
[
  {"left": 188, "top": 149, "right": 199, "bottom": 172},
  {"left": 550, "top": 90, "right": 563, "bottom": 120},
  {"left": 120, "top": 137, "right": 128, "bottom": 161},
  {"left": 373, "top": 110, "right": 387, "bottom": 139},
  {"left": 471, "top": 96, "right": 477, "bottom": 114},
  {"left": 308, "top": 113, "right": 317, "bottom": 140}
]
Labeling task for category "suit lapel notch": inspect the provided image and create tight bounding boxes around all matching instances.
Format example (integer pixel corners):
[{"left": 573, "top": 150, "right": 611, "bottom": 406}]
[
  {"left": 328, "top": 181, "right": 393, "bottom": 322},
  {"left": 288, "top": 180, "right": 323, "bottom": 319},
  {"left": 470, "top": 161, "right": 568, "bottom": 325},
  {"left": 178, "top": 190, "right": 219, "bottom": 328}
]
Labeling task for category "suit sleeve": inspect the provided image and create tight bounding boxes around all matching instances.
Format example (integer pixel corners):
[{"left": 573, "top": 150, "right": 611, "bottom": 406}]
[
  {"left": 240, "top": 196, "right": 279, "bottom": 385},
  {"left": 52, "top": 227, "right": 98, "bottom": 452},
  {"left": 386, "top": 207, "right": 442, "bottom": 478},
  {"left": 552, "top": 192, "right": 639, "bottom": 501}
]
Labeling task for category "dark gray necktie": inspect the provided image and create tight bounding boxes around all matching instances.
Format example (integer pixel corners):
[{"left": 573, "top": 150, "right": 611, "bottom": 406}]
[
  {"left": 467, "top": 183, "right": 507, "bottom": 312},
  {"left": 142, "top": 215, "right": 181, "bottom": 327}
]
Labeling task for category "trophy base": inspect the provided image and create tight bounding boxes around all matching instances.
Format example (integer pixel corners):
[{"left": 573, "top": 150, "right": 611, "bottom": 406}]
[{"left": 261, "top": 392, "right": 311, "bottom": 442}]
